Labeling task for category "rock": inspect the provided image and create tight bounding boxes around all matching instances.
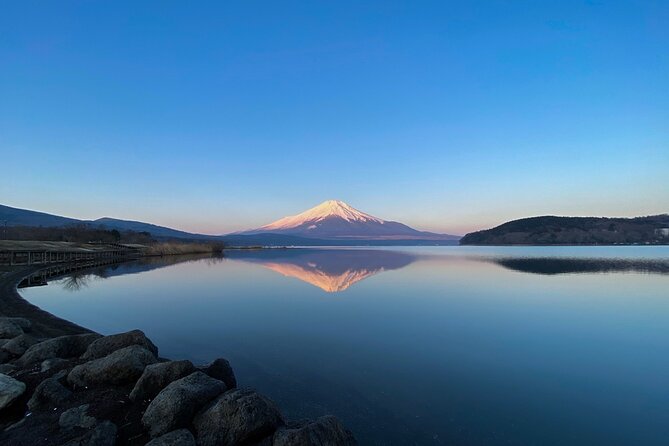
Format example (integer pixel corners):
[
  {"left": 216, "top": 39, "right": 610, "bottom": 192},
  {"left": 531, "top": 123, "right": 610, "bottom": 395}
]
[
  {"left": 202, "top": 358, "right": 237, "bottom": 389},
  {"left": 0, "top": 350, "right": 10, "bottom": 364},
  {"left": 0, "top": 319, "right": 23, "bottom": 339},
  {"left": 0, "top": 373, "right": 26, "bottom": 410},
  {"left": 129, "top": 360, "right": 195, "bottom": 402},
  {"left": 60, "top": 420, "right": 117, "bottom": 446},
  {"left": 88, "top": 420, "right": 118, "bottom": 446},
  {"left": 142, "top": 371, "right": 226, "bottom": 438},
  {"left": 273, "top": 416, "right": 357, "bottom": 446},
  {"left": 0, "top": 339, "right": 9, "bottom": 348},
  {"left": 145, "top": 429, "right": 196, "bottom": 446},
  {"left": 0, "top": 364, "right": 16, "bottom": 374},
  {"left": 0, "top": 317, "right": 31, "bottom": 331},
  {"left": 68, "top": 345, "right": 157, "bottom": 388},
  {"left": 59, "top": 404, "right": 97, "bottom": 429},
  {"left": 18, "top": 333, "right": 101, "bottom": 366},
  {"left": 41, "top": 357, "right": 71, "bottom": 372},
  {"left": 28, "top": 375, "right": 72, "bottom": 411},
  {"left": 194, "top": 388, "right": 284, "bottom": 446},
  {"left": 2, "top": 333, "right": 39, "bottom": 357},
  {"left": 82, "top": 329, "right": 159, "bottom": 360}
]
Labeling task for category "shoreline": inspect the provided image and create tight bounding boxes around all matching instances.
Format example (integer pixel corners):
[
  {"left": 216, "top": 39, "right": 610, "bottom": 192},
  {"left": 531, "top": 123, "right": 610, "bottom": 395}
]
[{"left": 0, "top": 261, "right": 357, "bottom": 445}]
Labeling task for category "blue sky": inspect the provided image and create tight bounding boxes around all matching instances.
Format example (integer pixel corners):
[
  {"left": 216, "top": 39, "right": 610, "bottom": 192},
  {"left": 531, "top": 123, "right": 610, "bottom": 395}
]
[{"left": 1, "top": 1, "right": 667, "bottom": 235}]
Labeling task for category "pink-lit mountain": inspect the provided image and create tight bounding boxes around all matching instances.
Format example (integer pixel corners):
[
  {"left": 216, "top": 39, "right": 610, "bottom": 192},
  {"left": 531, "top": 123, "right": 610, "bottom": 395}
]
[{"left": 239, "top": 200, "right": 459, "bottom": 241}]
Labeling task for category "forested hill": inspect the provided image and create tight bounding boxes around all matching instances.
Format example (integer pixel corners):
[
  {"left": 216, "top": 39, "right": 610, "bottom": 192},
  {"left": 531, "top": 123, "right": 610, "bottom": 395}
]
[{"left": 460, "top": 215, "right": 669, "bottom": 245}]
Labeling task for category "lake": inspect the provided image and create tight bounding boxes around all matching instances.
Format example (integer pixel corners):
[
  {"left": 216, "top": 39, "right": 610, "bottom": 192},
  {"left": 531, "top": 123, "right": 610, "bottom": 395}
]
[{"left": 20, "top": 246, "right": 669, "bottom": 445}]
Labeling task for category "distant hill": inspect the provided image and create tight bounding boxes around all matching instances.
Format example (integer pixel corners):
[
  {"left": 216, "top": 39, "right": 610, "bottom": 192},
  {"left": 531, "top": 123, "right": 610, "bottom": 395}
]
[
  {"left": 0, "top": 204, "right": 214, "bottom": 240},
  {"left": 460, "top": 215, "right": 669, "bottom": 245}
]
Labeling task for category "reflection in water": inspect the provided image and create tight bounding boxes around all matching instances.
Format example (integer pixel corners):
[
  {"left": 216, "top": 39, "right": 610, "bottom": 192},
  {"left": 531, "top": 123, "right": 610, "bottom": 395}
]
[
  {"left": 226, "top": 249, "right": 416, "bottom": 292},
  {"left": 21, "top": 254, "right": 225, "bottom": 291},
  {"left": 491, "top": 257, "right": 669, "bottom": 275},
  {"left": 28, "top": 250, "right": 669, "bottom": 294}
]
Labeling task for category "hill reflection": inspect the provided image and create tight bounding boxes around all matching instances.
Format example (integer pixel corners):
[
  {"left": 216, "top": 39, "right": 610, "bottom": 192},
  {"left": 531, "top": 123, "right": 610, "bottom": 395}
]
[
  {"left": 490, "top": 257, "right": 669, "bottom": 275},
  {"left": 226, "top": 249, "right": 416, "bottom": 292}
]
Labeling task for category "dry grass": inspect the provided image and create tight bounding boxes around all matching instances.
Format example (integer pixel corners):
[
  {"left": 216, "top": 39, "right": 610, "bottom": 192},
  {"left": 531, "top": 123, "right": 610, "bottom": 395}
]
[{"left": 143, "top": 242, "right": 224, "bottom": 256}]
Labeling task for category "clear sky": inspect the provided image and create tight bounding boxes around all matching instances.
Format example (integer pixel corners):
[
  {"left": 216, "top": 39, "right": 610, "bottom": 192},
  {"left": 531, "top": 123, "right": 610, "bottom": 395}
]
[{"left": 1, "top": 1, "right": 667, "bottom": 235}]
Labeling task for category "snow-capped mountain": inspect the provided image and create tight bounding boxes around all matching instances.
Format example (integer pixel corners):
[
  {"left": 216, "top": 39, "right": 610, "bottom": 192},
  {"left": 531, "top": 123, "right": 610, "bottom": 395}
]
[{"left": 239, "top": 200, "right": 459, "bottom": 240}]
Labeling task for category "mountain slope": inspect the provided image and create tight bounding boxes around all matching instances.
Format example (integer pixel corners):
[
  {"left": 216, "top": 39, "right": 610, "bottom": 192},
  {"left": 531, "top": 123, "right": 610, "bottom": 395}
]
[
  {"left": 0, "top": 204, "right": 212, "bottom": 240},
  {"left": 240, "top": 200, "right": 459, "bottom": 240},
  {"left": 460, "top": 215, "right": 669, "bottom": 245},
  {"left": 0, "top": 204, "right": 82, "bottom": 227}
]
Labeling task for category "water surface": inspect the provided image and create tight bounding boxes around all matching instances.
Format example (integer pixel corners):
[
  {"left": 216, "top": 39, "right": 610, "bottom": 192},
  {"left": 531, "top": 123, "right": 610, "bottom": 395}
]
[{"left": 21, "top": 246, "right": 669, "bottom": 445}]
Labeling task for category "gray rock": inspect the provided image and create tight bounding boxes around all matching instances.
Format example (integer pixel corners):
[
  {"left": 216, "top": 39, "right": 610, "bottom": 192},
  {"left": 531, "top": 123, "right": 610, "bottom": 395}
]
[
  {"left": 0, "top": 319, "right": 23, "bottom": 339},
  {"left": 0, "top": 373, "right": 26, "bottom": 410},
  {"left": 142, "top": 371, "right": 226, "bottom": 438},
  {"left": 0, "top": 317, "right": 31, "bottom": 331},
  {"left": 60, "top": 420, "right": 117, "bottom": 446},
  {"left": 88, "top": 420, "right": 117, "bottom": 446},
  {"left": 59, "top": 404, "right": 97, "bottom": 429},
  {"left": 18, "top": 333, "right": 101, "bottom": 366},
  {"left": 68, "top": 345, "right": 157, "bottom": 388},
  {"left": 0, "top": 350, "right": 10, "bottom": 364},
  {"left": 0, "top": 364, "right": 16, "bottom": 374},
  {"left": 130, "top": 360, "right": 195, "bottom": 402},
  {"left": 145, "top": 429, "right": 196, "bottom": 446},
  {"left": 2, "top": 333, "right": 38, "bottom": 357},
  {"left": 273, "top": 416, "right": 357, "bottom": 446},
  {"left": 194, "top": 388, "right": 284, "bottom": 446},
  {"left": 202, "top": 358, "right": 237, "bottom": 389},
  {"left": 28, "top": 375, "right": 72, "bottom": 411},
  {"left": 82, "top": 329, "right": 159, "bottom": 360},
  {"left": 0, "top": 339, "right": 9, "bottom": 348},
  {"left": 41, "top": 357, "right": 71, "bottom": 372}
]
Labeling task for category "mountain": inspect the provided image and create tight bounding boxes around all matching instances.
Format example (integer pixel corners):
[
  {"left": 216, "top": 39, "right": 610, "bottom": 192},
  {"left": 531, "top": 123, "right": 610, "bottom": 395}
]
[
  {"left": 0, "top": 204, "right": 81, "bottom": 227},
  {"left": 0, "top": 204, "right": 213, "bottom": 240},
  {"left": 460, "top": 215, "right": 669, "bottom": 245},
  {"left": 239, "top": 200, "right": 459, "bottom": 241}
]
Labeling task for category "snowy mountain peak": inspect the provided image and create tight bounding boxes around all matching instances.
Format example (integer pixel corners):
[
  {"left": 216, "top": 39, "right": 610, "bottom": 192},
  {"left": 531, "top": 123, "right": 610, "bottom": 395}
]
[{"left": 259, "top": 200, "right": 385, "bottom": 231}]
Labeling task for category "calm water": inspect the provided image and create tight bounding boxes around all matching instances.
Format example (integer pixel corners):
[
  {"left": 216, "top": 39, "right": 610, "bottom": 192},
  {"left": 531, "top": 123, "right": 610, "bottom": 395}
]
[{"left": 21, "top": 246, "right": 669, "bottom": 445}]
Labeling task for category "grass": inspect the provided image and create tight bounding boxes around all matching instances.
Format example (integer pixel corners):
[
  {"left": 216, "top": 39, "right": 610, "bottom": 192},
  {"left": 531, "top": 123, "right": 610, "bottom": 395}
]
[{"left": 143, "top": 242, "right": 224, "bottom": 256}]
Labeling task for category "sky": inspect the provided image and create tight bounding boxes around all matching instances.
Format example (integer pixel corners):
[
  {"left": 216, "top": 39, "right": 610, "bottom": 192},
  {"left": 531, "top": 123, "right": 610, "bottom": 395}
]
[{"left": 1, "top": 1, "right": 667, "bottom": 236}]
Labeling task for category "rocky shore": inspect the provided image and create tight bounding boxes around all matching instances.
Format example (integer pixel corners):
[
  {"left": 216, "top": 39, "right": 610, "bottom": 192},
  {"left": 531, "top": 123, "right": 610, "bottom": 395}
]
[{"left": 0, "top": 266, "right": 357, "bottom": 445}]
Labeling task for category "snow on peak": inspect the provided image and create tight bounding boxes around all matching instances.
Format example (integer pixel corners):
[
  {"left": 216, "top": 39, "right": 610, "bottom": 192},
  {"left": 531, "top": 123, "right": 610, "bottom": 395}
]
[{"left": 259, "top": 200, "right": 385, "bottom": 231}]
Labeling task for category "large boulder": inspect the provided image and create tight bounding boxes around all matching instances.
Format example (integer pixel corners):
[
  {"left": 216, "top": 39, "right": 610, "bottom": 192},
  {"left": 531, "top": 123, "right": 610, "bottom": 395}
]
[
  {"left": 41, "top": 357, "right": 71, "bottom": 373},
  {"left": 273, "top": 416, "right": 358, "bottom": 446},
  {"left": 194, "top": 388, "right": 284, "bottom": 446},
  {"left": 82, "top": 329, "right": 159, "bottom": 360},
  {"left": 202, "top": 358, "right": 237, "bottom": 389},
  {"left": 59, "top": 404, "right": 97, "bottom": 429},
  {"left": 88, "top": 420, "right": 117, "bottom": 446},
  {"left": 0, "top": 317, "right": 31, "bottom": 331},
  {"left": 68, "top": 345, "right": 157, "bottom": 388},
  {"left": 142, "top": 371, "right": 226, "bottom": 438},
  {"left": 129, "top": 360, "right": 195, "bottom": 402},
  {"left": 60, "top": 420, "right": 117, "bottom": 446},
  {"left": 145, "top": 429, "right": 196, "bottom": 446},
  {"left": 0, "top": 373, "right": 25, "bottom": 410},
  {"left": 18, "top": 333, "right": 101, "bottom": 366},
  {"left": 28, "top": 373, "right": 72, "bottom": 411},
  {"left": 0, "top": 319, "right": 24, "bottom": 339},
  {"left": 2, "top": 333, "right": 39, "bottom": 357},
  {"left": 0, "top": 364, "right": 16, "bottom": 374}
]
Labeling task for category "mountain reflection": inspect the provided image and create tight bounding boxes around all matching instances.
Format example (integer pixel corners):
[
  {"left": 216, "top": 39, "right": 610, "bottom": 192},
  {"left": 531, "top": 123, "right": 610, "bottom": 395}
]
[
  {"left": 226, "top": 249, "right": 416, "bottom": 292},
  {"left": 491, "top": 257, "right": 669, "bottom": 275}
]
